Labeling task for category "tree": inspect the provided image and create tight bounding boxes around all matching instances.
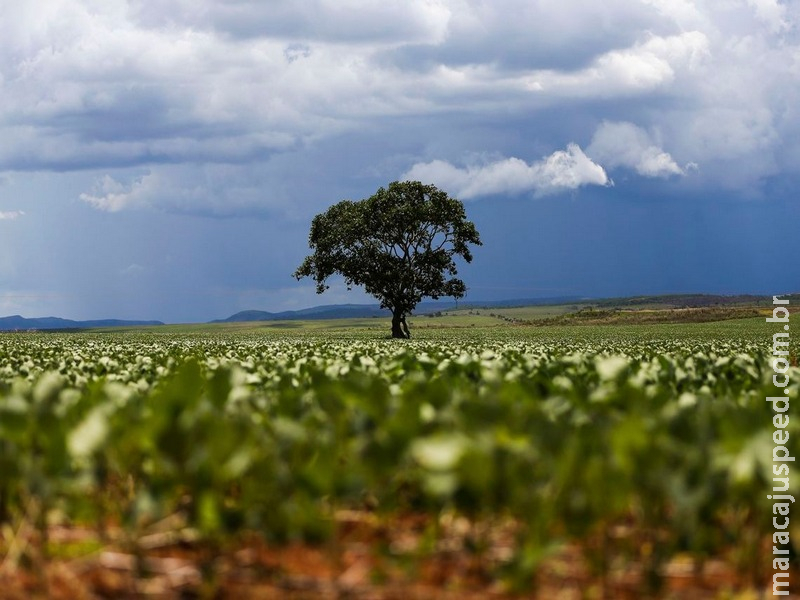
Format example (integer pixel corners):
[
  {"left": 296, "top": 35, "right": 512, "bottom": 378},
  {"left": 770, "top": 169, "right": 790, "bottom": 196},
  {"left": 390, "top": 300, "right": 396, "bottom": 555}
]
[{"left": 293, "top": 181, "right": 482, "bottom": 338}]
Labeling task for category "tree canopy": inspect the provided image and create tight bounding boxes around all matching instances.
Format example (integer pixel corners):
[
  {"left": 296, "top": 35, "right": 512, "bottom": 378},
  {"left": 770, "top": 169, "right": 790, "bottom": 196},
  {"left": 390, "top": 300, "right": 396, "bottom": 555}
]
[{"left": 294, "top": 181, "right": 482, "bottom": 338}]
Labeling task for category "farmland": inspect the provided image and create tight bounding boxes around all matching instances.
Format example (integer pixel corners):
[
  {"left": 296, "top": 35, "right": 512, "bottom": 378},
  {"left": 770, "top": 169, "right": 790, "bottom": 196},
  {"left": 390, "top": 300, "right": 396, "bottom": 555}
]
[{"left": 0, "top": 316, "right": 797, "bottom": 598}]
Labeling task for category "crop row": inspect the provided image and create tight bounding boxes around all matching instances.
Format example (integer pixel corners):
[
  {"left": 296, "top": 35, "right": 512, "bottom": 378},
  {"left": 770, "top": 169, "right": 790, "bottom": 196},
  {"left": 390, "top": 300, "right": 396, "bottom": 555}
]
[{"left": 0, "top": 329, "right": 796, "bottom": 594}]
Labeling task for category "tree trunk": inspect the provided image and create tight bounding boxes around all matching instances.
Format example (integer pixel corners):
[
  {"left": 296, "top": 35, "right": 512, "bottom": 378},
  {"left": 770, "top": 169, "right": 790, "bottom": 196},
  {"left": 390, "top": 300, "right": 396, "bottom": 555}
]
[{"left": 391, "top": 310, "right": 409, "bottom": 339}]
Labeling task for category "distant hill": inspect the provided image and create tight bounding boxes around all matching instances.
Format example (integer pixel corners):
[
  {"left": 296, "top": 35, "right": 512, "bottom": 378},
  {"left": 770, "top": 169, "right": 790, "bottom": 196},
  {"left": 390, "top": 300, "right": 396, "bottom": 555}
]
[
  {"left": 212, "top": 304, "right": 390, "bottom": 323},
  {"left": 4, "top": 293, "right": 795, "bottom": 330},
  {"left": 0, "top": 315, "right": 164, "bottom": 331},
  {"left": 593, "top": 293, "right": 799, "bottom": 308},
  {"left": 212, "top": 293, "right": 800, "bottom": 324},
  {"left": 212, "top": 297, "right": 586, "bottom": 323}
]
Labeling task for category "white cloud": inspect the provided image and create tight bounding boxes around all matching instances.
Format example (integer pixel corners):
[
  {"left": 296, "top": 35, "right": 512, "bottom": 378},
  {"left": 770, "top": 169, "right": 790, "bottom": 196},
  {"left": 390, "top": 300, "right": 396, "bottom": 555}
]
[
  {"left": 78, "top": 163, "right": 301, "bottom": 216},
  {"left": 640, "top": 0, "right": 707, "bottom": 29},
  {"left": 80, "top": 175, "right": 146, "bottom": 212},
  {"left": 130, "top": 0, "right": 453, "bottom": 44},
  {"left": 587, "top": 121, "right": 687, "bottom": 178},
  {"left": 0, "top": 211, "right": 25, "bottom": 220},
  {"left": 404, "top": 144, "right": 611, "bottom": 199},
  {"left": 746, "top": 0, "right": 789, "bottom": 33},
  {"left": 80, "top": 169, "right": 234, "bottom": 214},
  {"left": 1, "top": 0, "right": 798, "bottom": 202},
  {"left": 524, "top": 31, "right": 710, "bottom": 97}
]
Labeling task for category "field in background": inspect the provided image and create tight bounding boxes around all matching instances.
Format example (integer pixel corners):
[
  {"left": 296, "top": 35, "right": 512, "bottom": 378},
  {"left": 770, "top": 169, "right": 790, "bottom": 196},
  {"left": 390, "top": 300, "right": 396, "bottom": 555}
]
[
  {"left": 99, "top": 295, "right": 793, "bottom": 336},
  {"left": 1, "top": 308, "right": 798, "bottom": 598}
]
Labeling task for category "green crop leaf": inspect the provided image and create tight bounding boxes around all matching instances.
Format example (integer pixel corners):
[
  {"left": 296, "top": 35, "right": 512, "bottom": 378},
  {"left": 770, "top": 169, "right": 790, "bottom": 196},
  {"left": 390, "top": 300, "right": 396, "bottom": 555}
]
[{"left": 68, "top": 407, "right": 109, "bottom": 458}]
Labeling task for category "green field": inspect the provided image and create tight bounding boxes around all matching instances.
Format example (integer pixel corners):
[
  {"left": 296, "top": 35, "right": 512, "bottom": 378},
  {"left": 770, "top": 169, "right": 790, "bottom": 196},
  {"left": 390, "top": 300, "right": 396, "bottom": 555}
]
[{"left": 0, "top": 316, "right": 797, "bottom": 598}]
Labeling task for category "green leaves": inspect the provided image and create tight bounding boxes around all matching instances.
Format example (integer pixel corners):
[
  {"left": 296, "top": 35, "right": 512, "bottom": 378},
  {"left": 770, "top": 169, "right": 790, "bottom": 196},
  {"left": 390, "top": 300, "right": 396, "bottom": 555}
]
[
  {"left": 294, "top": 181, "right": 482, "bottom": 336},
  {"left": 67, "top": 406, "right": 110, "bottom": 459},
  {"left": 0, "top": 325, "right": 795, "bottom": 592}
]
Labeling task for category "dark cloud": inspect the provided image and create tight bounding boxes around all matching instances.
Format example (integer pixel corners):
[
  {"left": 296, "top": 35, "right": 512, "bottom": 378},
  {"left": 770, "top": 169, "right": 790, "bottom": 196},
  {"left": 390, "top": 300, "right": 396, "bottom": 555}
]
[
  {"left": 2, "top": 1, "right": 797, "bottom": 190},
  {"left": 129, "top": 0, "right": 450, "bottom": 43},
  {"left": 377, "top": 0, "right": 666, "bottom": 73},
  {"left": 1, "top": 1, "right": 798, "bottom": 322}
]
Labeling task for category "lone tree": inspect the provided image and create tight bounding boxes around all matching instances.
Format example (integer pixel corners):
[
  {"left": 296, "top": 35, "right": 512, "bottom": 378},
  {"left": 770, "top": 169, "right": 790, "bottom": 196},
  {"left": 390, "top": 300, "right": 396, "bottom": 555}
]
[{"left": 294, "top": 181, "right": 482, "bottom": 338}]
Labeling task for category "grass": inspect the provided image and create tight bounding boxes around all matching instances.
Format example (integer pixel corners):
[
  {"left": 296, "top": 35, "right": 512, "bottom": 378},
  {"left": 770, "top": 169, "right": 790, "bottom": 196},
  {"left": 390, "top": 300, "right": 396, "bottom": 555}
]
[
  {"left": 90, "top": 301, "right": 780, "bottom": 337},
  {"left": 2, "top": 303, "right": 796, "bottom": 598},
  {"left": 78, "top": 298, "right": 797, "bottom": 361},
  {"left": 86, "top": 315, "right": 796, "bottom": 359}
]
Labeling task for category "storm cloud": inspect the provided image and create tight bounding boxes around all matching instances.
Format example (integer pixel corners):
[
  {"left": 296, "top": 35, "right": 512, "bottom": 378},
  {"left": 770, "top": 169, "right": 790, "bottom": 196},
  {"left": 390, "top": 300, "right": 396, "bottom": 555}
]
[{"left": 0, "top": 0, "right": 798, "bottom": 321}]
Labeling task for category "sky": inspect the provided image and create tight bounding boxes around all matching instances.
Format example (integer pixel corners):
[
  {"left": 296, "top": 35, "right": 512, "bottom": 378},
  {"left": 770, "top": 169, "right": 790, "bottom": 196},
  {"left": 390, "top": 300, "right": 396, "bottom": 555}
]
[{"left": 1, "top": 0, "right": 799, "bottom": 323}]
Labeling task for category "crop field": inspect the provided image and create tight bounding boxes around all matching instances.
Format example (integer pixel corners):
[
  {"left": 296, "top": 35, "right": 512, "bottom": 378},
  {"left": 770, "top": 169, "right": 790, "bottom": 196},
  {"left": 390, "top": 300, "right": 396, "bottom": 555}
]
[{"left": 0, "top": 317, "right": 797, "bottom": 598}]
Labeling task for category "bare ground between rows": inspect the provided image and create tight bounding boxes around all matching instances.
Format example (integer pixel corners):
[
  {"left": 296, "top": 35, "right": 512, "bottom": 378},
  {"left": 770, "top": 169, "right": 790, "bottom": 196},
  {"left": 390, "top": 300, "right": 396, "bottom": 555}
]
[{"left": 0, "top": 510, "right": 791, "bottom": 599}]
